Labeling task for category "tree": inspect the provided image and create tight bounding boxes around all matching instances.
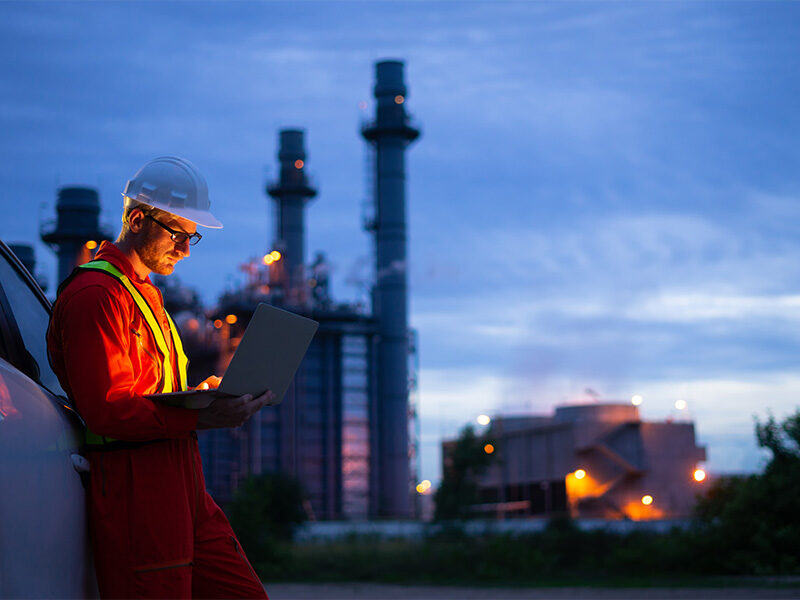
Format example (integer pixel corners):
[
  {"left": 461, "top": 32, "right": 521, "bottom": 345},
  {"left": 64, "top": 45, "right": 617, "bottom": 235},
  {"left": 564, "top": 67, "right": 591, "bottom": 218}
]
[
  {"left": 434, "top": 425, "right": 495, "bottom": 521},
  {"left": 693, "top": 409, "right": 800, "bottom": 574},
  {"left": 226, "top": 471, "right": 308, "bottom": 565}
]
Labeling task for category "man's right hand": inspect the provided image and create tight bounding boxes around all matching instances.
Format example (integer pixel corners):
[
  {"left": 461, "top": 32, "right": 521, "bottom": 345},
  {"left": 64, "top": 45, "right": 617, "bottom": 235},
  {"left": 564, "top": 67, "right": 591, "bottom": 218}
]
[{"left": 196, "top": 389, "right": 276, "bottom": 430}]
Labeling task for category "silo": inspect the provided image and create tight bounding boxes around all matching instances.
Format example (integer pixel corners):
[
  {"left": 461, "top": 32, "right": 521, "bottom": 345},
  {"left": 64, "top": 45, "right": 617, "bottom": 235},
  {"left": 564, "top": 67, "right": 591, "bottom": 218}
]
[
  {"left": 41, "top": 186, "right": 111, "bottom": 285},
  {"left": 361, "top": 60, "right": 420, "bottom": 517}
]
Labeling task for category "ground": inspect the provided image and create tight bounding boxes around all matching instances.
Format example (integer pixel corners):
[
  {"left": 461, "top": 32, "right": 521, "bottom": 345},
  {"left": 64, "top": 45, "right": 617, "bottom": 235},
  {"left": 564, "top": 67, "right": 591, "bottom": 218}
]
[{"left": 265, "top": 582, "right": 800, "bottom": 600}]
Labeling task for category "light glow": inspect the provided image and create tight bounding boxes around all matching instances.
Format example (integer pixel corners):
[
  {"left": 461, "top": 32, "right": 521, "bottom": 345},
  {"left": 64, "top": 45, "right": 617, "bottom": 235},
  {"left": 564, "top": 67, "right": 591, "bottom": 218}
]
[
  {"left": 270, "top": 250, "right": 282, "bottom": 261},
  {"left": 416, "top": 480, "right": 432, "bottom": 494},
  {"left": 263, "top": 254, "right": 274, "bottom": 265},
  {"left": 477, "top": 414, "right": 491, "bottom": 426},
  {"left": 85, "top": 240, "right": 98, "bottom": 250},
  {"left": 675, "top": 399, "right": 688, "bottom": 410},
  {"left": 631, "top": 394, "right": 643, "bottom": 406},
  {"left": 694, "top": 469, "right": 706, "bottom": 482},
  {"left": 641, "top": 495, "right": 654, "bottom": 505},
  {"left": 484, "top": 443, "right": 495, "bottom": 454},
  {"left": 574, "top": 469, "right": 586, "bottom": 480},
  {"left": 294, "top": 159, "right": 304, "bottom": 169},
  {"left": 225, "top": 314, "right": 237, "bottom": 325},
  {"left": 394, "top": 95, "right": 405, "bottom": 104},
  {"left": 213, "top": 319, "right": 223, "bottom": 329}
]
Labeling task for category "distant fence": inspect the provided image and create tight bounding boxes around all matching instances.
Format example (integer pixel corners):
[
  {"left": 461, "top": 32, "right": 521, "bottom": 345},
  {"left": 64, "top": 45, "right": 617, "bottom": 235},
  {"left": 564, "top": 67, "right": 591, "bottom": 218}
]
[{"left": 294, "top": 518, "right": 692, "bottom": 543}]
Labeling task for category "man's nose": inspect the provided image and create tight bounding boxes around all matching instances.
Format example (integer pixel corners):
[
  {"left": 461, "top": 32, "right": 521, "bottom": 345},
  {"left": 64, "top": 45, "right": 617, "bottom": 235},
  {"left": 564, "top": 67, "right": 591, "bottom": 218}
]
[{"left": 176, "top": 238, "right": 191, "bottom": 257}]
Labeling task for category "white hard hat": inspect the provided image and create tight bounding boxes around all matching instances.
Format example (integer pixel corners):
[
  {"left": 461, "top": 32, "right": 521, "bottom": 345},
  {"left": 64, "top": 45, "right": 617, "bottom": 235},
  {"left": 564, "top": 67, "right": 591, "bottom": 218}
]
[{"left": 122, "top": 156, "right": 223, "bottom": 229}]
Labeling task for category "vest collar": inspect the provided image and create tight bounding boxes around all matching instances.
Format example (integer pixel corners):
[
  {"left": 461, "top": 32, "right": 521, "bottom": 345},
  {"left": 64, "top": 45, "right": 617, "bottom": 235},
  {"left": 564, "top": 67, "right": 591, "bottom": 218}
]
[{"left": 95, "top": 241, "right": 152, "bottom": 286}]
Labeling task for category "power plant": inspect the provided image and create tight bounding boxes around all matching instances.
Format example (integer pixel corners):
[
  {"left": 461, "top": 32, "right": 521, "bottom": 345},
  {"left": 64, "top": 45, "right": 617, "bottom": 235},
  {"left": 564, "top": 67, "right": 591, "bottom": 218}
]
[
  {"left": 25, "top": 58, "right": 710, "bottom": 524},
  {"left": 171, "top": 60, "right": 422, "bottom": 519}
]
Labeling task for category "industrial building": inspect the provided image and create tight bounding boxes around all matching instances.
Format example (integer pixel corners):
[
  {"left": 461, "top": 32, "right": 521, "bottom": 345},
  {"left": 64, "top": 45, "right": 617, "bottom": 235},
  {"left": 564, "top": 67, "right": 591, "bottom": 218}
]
[
  {"left": 34, "top": 59, "right": 421, "bottom": 520},
  {"left": 444, "top": 402, "right": 707, "bottom": 520},
  {"left": 167, "top": 60, "right": 422, "bottom": 520},
  {"left": 40, "top": 186, "right": 113, "bottom": 286}
]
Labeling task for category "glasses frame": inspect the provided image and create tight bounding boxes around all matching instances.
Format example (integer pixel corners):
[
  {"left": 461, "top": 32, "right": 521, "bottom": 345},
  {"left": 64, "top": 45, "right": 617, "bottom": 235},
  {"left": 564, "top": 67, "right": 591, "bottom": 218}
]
[{"left": 145, "top": 214, "right": 202, "bottom": 246}]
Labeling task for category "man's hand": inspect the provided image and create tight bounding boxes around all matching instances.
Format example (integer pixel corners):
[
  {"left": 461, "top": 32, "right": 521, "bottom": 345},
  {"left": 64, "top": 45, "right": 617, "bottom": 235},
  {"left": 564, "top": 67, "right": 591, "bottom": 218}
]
[
  {"left": 195, "top": 375, "right": 222, "bottom": 390},
  {"left": 196, "top": 389, "right": 276, "bottom": 430}
]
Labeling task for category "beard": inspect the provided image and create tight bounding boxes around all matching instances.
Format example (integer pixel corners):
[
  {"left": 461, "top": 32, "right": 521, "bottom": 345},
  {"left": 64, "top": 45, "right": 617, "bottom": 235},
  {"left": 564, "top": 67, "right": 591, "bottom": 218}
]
[{"left": 137, "top": 225, "right": 180, "bottom": 276}]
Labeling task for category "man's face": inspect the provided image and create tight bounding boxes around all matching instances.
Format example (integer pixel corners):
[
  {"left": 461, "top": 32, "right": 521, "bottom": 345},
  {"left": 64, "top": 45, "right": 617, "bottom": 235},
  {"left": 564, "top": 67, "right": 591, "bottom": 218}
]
[{"left": 136, "top": 211, "right": 197, "bottom": 276}]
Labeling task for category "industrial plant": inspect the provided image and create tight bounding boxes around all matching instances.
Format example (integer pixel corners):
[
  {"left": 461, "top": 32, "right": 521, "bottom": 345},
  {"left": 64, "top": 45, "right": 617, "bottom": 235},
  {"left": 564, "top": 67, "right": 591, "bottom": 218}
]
[
  {"left": 11, "top": 58, "right": 710, "bottom": 524},
  {"left": 443, "top": 402, "right": 707, "bottom": 520},
  {"left": 30, "top": 59, "right": 421, "bottom": 520}
]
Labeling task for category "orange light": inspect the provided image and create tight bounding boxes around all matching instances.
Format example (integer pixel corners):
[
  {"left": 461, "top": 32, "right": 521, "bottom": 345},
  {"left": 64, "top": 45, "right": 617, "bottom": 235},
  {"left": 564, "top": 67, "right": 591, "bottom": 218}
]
[
  {"left": 641, "top": 495, "right": 654, "bottom": 505},
  {"left": 484, "top": 444, "right": 494, "bottom": 454},
  {"left": 694, "top": 469, "right": 706, "bottom": 482},
  {"left": 394, "top": 95, "right": 404, "bottom": 104},
  {"left": 213, "top": 319, "right": 223, "bottom": 329},
  {"left": 85, "top": 240, "right": 98, "bottom": 250},
  {"left": 416, "top": 479, "right": 431, "bottom": 494},
  {"left": 270, "top": 250, "right": 282, "bottom": 261},
  {"left": 294, "top": 159, "right": 304, "bottom": 169},
  {"left": 263, "top": 254, "right": 274, "bottom": 265},
  {"left": 574, "top": 469, "right": 586, "bottom": 480},
  {"left": 225, "top": 314, "right": 237, "bottom": 325}
]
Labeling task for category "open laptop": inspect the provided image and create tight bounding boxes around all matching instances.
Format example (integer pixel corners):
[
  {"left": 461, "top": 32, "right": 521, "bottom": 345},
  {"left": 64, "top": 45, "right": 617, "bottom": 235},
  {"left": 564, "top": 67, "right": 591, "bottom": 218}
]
[{"left": 148, "top": 303, "right": 319, "bottom": 409}]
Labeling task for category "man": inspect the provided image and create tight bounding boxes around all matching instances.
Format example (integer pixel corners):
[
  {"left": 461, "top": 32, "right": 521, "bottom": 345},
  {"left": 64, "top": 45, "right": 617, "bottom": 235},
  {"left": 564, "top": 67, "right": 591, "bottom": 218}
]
[{"left": 47, "top": 156, "right": 270, "bottom": 599}]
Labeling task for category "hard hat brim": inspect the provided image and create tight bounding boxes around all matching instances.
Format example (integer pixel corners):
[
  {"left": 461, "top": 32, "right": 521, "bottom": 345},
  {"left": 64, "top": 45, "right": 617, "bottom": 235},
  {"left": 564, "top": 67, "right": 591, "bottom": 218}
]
[{"left": 123, "top": 194, "right": 223, "bottom": 229}]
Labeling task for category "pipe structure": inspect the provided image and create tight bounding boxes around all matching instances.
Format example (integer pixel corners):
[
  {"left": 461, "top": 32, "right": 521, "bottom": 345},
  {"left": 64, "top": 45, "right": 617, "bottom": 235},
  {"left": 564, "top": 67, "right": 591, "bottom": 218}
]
[
  {"left": 361, "top": 60, "right": 420, "bottom": 517},
  {"left": 266, "top": 129, "right": 317, "bottom": 307},
  {"left": 41, "top": 186, "right": 111, "bottom": 285}
]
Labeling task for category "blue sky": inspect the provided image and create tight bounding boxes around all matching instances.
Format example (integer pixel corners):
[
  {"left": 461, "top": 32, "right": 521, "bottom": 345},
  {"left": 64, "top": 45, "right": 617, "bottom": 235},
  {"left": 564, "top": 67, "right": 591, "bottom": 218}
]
[{"left": 2, "top": 1, "right": 799, "bottom": 484}]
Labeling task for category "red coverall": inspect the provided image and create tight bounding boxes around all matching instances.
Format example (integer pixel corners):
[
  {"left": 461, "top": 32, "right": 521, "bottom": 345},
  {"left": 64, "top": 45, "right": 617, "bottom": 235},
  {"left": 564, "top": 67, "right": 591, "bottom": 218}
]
[{"left": 47, "top": 242, "right": 268, "bottom": 599}]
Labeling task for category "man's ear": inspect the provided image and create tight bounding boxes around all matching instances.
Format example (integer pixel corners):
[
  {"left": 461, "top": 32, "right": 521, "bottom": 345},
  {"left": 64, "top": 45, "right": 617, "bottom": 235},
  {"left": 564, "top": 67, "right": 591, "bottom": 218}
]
[{"left": 128, "top": 208, "right": 147, "bottom": 233}]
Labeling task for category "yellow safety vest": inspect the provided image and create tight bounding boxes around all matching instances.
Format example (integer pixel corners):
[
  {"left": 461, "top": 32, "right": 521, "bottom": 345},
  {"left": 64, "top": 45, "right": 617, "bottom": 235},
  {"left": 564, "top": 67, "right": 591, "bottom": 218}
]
[{"left": 77, "top": 260, "right": 189, "bottom": 446}]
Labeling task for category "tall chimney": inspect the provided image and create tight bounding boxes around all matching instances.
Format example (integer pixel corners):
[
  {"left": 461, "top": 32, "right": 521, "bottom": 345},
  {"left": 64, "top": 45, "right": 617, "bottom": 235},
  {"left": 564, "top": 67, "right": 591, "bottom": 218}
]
[
  {"left": 266, "top": 129, "right": 317, "bottom": 306},
  {"left": 361, "top": 60, "right": 420, "bottom": 517},
  {"left": 41, "top": 186, "right": 111, "bottom": 285}
]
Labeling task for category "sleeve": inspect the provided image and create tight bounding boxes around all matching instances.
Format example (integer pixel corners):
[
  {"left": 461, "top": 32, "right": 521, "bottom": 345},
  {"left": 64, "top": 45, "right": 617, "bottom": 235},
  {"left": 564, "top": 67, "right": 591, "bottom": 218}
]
[{"left": 58, "top": 284, "right": 199, "bottom": 441}]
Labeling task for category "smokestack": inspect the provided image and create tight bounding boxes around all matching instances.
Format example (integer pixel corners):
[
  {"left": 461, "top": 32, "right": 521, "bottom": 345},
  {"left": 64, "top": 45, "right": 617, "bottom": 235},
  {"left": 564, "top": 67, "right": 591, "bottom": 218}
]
[
  {"left": 361, "top": 60, "right": 420, "bottom": 517},
  {"left": 266, "top": 129, "right": 317, "bottom": 306},
  {"left": 41, "top": 186, "right": 111, "bottom": 285}
]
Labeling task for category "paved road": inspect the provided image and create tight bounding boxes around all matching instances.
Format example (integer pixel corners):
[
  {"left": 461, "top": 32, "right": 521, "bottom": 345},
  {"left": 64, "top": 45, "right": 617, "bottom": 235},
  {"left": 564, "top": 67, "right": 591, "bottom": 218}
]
[{"left": 266, "top": 582, "right": 800, "bottom": 599}]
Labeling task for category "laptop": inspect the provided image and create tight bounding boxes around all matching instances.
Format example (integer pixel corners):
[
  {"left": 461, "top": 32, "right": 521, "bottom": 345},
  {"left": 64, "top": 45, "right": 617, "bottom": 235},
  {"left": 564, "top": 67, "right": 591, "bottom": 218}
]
[{"left": 148, "top": 303, "right": 319, "bottom": 409}]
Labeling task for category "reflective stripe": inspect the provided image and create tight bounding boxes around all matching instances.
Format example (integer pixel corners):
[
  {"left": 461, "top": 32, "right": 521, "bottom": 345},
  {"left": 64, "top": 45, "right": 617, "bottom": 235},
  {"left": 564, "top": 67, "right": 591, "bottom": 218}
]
[
  {"left": 164, "top": 311, "right": 188, "bottom": 392},
  {"left": 78, "top": 260, "right": 189, "bottom": 446}
]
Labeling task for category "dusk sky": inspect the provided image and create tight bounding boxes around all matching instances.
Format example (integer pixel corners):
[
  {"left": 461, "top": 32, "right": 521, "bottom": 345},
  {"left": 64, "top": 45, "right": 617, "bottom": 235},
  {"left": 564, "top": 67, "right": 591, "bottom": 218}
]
[{"left": 2, "top": 1, "right": 799, "bottom": 484}]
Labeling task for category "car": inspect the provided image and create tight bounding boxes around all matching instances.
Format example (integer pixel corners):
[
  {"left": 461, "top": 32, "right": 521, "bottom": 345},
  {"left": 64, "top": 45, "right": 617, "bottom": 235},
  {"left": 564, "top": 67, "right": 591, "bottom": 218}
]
[{"left": 0, "top": 238, "right": 97, "bottom": 598}]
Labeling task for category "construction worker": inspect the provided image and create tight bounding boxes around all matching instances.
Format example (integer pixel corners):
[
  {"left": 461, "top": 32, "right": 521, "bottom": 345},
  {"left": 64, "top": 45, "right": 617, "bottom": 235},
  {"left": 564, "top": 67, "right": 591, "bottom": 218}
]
[{"left": 47, "top": 156, "right": 270, "bottom": 599}]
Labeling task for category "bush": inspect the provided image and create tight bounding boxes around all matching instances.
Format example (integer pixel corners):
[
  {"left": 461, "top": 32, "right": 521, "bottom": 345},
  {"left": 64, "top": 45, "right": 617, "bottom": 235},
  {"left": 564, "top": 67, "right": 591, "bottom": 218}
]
[{"left": 226, "top": 471, "right": 307, "bottom": 577}]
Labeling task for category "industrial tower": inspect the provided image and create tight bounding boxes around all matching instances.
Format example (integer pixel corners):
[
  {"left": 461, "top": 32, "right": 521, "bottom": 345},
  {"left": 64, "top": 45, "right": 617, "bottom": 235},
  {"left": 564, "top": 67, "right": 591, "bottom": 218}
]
[
  {"left": 41, "top": 186, "right": 111, "bottom": 285},
  {"left": 361, "top": 61, "right": 420, "bottom": 517},
  {"left": 190, "top": 60, "right": 421, "bottom": 520},
  {"left": 266, "top": 130, "right": 318, "bottom": 307}
]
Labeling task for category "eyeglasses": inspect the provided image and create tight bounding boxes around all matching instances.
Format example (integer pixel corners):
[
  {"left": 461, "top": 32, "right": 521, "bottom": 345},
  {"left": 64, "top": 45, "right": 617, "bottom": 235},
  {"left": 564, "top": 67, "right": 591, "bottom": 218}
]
[{"left": 146, "top": 215, "right": 203, "bottom": 246}]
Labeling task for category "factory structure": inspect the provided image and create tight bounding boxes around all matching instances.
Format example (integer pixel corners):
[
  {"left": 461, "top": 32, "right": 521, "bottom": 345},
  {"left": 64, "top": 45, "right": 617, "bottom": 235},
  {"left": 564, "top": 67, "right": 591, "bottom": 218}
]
[
  {"left": 29, "top": 60, "right": 421, "bottom": 520},
  {"left": 12, "top": 59, "right": 711, "bottom": 523},
  {"left": 443, "top": 402, "right": 707, "bottom": 520}
]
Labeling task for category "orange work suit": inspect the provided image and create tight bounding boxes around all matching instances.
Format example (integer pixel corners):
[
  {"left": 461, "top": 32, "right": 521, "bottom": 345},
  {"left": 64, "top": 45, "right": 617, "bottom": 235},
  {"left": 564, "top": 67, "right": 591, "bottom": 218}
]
[{"left": 47, "top": 241, "right": 268, "bottom": 599}]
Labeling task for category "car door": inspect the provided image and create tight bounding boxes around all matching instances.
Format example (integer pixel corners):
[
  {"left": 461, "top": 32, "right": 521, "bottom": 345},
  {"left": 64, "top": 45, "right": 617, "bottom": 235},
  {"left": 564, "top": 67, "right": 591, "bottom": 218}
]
[{"left": 0, "top": 240, "right": 96, "bottom": 598}]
